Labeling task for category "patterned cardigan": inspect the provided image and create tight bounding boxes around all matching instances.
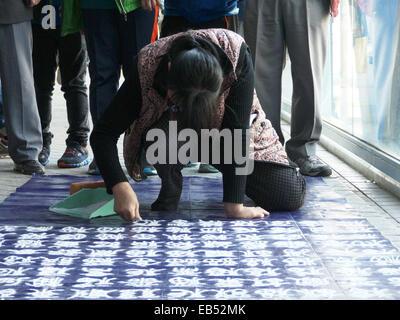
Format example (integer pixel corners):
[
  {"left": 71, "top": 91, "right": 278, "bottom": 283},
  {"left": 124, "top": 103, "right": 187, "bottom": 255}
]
[{"left": 123, "top": 29, "right": 288, "bottom": 182}]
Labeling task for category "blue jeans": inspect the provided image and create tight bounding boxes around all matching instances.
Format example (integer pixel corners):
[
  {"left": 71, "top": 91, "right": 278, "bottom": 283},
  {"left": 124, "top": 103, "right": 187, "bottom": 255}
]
[{"left": 82, "top": 7, "right": 156, "bottom": 125}]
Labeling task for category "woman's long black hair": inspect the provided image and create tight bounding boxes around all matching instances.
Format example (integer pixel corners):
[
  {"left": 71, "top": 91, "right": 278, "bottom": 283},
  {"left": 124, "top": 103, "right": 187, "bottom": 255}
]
[{"left": 165, "top": 34, "right": 225, "bottom": 133}]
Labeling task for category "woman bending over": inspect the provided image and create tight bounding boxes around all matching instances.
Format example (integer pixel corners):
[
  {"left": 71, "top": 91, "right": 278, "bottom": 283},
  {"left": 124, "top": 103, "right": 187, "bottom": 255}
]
[{"left": 90, "top": 29, "right": 306, "bottom": 221}]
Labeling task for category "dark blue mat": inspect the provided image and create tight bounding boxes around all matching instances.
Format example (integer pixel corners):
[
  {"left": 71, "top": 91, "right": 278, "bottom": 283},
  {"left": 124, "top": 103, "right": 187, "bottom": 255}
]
[{"left": 0, "top": 175, "right": 399, "bottom": 300}]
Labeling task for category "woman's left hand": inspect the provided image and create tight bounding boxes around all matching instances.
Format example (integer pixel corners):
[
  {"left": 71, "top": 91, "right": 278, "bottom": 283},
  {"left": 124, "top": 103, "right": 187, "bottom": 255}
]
[{"left": 224, "top": 203, "right": 269, "bottom": 219}]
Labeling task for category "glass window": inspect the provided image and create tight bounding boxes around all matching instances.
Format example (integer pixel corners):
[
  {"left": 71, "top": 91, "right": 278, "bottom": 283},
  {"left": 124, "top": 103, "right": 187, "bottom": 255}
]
[{"left": 283, "top": 0, "right": 400, "bottom": 161}]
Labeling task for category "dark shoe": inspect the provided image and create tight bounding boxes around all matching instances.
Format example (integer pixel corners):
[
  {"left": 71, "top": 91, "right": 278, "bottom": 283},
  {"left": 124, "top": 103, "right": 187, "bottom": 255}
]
[
  {"left": 87, "top": 159, "right": 101, "bottom": 175},
  {"left": 293, "top": 156, "right": 332, "bottom": 177},
  {"left": 0, "top": 134, "right": 8, "bottom": 158},
  {"left": 198, "top": 163, "right": 219, "bottom": 173},
  {"left": 57, "top": 142, "right": 89, "bottom": 168},
  {"left": 38, "top": 146, "right": 50, "bottom": 166},
  {"left": 39, "top": 132, "right": 53, "bottom": 165},
  {"left": 14, "top": 160, "right": 45, "bottom": 175}
]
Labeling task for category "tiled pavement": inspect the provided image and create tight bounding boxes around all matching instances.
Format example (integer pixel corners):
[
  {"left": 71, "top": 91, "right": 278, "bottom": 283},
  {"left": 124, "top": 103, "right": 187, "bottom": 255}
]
[
  {"left": 312, "top": 141, "right": 400, "bottom": 250},
  {"left": 2, "top": 173, "right": 400, "bottom": 300},
  {"left": 1, "top": 84, "right": 400, "bottom": 249}
]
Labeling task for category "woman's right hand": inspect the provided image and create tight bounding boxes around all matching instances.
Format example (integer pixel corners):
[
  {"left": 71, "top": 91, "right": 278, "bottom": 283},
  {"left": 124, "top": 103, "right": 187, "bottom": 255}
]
[{"left": 112, "top": 182, "right": 142, "bottom": 222}]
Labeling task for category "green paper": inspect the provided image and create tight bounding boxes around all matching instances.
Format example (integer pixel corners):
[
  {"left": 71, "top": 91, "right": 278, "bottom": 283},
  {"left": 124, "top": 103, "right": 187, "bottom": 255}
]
[{"left": 49, "top": 188, "right": 116, "bottom": 219}]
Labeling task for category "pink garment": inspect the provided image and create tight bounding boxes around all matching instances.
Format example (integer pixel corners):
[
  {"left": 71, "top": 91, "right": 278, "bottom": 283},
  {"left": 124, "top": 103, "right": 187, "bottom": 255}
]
[{"left": 249, "top": 92, "right": 289, "bottom": 165}]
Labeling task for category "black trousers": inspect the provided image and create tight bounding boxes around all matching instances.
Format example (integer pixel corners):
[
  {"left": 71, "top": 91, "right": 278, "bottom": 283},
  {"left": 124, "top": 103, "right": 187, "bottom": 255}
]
[
  {"left": 32, "top": 24, "right": 90, "bottom": 146},
  {"left": 160, "top": 14, "right": 239, "bottom": 38},
  {"left": 143, "top": 112, "right": 306, "bottom": 212}
]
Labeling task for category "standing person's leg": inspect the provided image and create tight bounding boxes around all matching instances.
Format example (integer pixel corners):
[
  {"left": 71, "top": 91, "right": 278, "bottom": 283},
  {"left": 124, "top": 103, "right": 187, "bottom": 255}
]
[
  {"left": 237, "top": 0, "right": 246, "bottom": 35},
  {"left": 0, "top": 21, "right": 44, "bottom": 174},
  {"left": 0, "top": 81, "right": 8, "bottom": 158},
  {"left": 119, "top": 6, "right": 158, "bottom": 78},
  {"left": 245, "top": 161, "right": 306, "bottom": 212},
  {"left": 119, "top": 6, "right": 158, "bottom": 176},
  {"left": 0, "top": 82, "right": 4, "bottom": 131},
  {"left": 161, "top": 13, "right": 238, "bottom": 39},
  {"left": 82, "top": 9, "right": 121, "bottom": 174},
  {"left": 57, "top": 30, "right": 90, "bottom": 168},
  {"left": 192, "top": 15, "right": 238, "bottom": 32},
  {"left": 282, "top": 0, "right": 332, "bottom": 177},
  {"left": 190, "top": 14, "right": 239, "bottom": 32},
  {"left": 252, "top": 0, "right": 286, "bottom": 143},
  {"left": 0, "top": 82, "right": 4, "bottom": 129},
  {"left": 243, "top": 0, "right": 262, "bottom": 65},
  {"left": 160, "top": 16, "right": 191, "bottom": 38},
  {"left": 82, "top": 9, "right": 121, "bottom": 126},
  {"left": 225, "top": 14, "right": 239, "bottom": 33},
  {"left": 32, "top": 24, "right": 58, "bottom": 166}
]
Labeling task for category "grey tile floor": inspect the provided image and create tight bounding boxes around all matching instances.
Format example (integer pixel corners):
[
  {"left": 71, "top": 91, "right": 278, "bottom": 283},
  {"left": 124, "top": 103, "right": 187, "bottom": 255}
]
[{"left": 1, "top": 83, "right": 400, "bottom": 250}]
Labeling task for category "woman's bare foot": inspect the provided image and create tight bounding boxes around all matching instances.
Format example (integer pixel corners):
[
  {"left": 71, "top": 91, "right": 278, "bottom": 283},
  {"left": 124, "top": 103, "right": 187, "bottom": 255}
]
[{"left": 224, "top": 203, "right": 269, "bottom": 219}]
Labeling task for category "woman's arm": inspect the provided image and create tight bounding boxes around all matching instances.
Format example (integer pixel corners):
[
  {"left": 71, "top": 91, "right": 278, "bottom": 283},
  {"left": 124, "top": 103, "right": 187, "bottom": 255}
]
[
  {"left": 222, "top": 43, "right": 269, "bottom": 219},
  {"left": 90, "top": 56, "right": 143, "bottom": 221}
]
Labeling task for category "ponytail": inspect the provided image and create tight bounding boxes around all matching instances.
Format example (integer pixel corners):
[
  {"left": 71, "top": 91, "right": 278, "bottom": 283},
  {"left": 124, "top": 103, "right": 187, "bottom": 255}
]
[{"left": 167, "top": 35, "right": 224, "bottom": 133}]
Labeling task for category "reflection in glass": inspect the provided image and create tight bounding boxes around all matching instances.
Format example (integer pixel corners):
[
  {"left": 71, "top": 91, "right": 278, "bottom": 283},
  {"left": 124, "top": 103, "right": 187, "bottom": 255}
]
[{"left": 283, "top": 0, "right": 400, "bottom": 161}]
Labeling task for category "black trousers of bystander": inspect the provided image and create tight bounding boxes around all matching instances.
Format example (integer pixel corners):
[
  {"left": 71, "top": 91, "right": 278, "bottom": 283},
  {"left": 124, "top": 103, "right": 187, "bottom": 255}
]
[
  {"left": 32, "top": 24, "right": 90, "bottom": 147},
  {"left": 160, "top": 14, "right": 239, "bottom": 38}
]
